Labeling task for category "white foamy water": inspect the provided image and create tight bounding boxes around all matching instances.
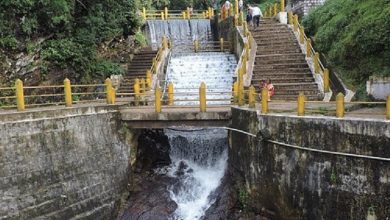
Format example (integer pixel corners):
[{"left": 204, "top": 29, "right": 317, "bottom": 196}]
[{"left": 164, "top": 128, "right": 228, "bottom": 220}]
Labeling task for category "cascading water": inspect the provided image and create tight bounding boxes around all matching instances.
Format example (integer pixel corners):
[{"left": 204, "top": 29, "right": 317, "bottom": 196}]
[
  {"left": 163, "top": 128, "right": 228, "bottom": 220},
  {"left": 147, "top": 19, "right": 213, "bottom": 50}
]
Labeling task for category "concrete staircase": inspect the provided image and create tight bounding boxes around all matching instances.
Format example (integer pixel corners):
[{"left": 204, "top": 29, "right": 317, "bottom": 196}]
[
  {"left": 251, "top": 19, "right": 321, "bottom": 101},
  {"left": 117, "top": 48, "right": 157, "bottom": 94}
]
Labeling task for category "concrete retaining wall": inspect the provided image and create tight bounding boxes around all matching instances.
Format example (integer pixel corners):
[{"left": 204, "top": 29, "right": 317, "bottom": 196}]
[
  {"left": 230, "top": 107, "right": 390, "bottom": 219},
  {"left": 0, "top": 106, "right": 130, "bottom": 219}
]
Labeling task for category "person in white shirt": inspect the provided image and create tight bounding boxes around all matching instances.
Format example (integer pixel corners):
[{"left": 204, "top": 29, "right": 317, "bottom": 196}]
[{"left": 249, "top": 5, "right": 263, "bottom": 28}]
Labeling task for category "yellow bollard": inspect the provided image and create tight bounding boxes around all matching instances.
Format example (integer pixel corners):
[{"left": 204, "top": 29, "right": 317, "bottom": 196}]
[
  {"left": 105, "top": 78, "right": 113, "bottom": 104},
  {"left": 194, "top": 40, "right": 199, "bottom": 52},
  {"left": 64, "top": 78, "right": 72, "bottom": 107},
  {"left": 220, "top": 38, "right": 224, "bottom": 52},
  {"left": 288, "top": 12, "right": 293, "bottom": 24},
  {"left": 324, "top": 68, "right": 330, "bottom": 92},
  {"left": 142, "top": 8, "right": 146, "bottom": 20},
  {"left": 146, "top": 70, "right": 152, "bottom": 90},
  {"left": 141, "top": 78, "right": 146, "bottom": 94},
  {"left": 306, "top": 39, "right": 312, "bottom": 58},
  {"left": 155, "top": 86, "right": 161, "bottom": 113},
  {"left": 161, "top": 12, "right": 165, "bottom": 20},
  {"left": 233, "top": 81, "right": 238, "bottom": 104},
  {"left": 182, "top": 11, "right": 187, "bottom": 19},
  {"left": 165, "top": 7, "right": 168, "bottom": 20},
  {"left": 294, "top": 15, "right": 298, "bottom": 32},
  {"left": 297, "top": 92, "right": 305, "bottom": 116},
  {"left": 299, "top": 27, "right": 305, "bottom": 44},
  {"left": 281, "top": 0, "right": 285, "bottom": 12},
  {"left": 314, "top": 52, "right": 320, "bottom": 74},
  {"left": 248, "top": 85, "right": 256, "bottom": 108},
  {"left": 134, "top": 78, "right": 140, "bottom": 106},
  {"left": 168, "top": 82, "right": 174, "bottom": 106},
  {"left": 261, "top": 88, "right": 268, "bottom": 114},
  {"left": 15, "top": 79, "right": 25, "bottom": 111},
  {"left": 199, "top": 82, "right": 206, "bottom": 112},
  {"left": 387, "top": 95, "right": 390, "bottom": 120},
  {"left": 111, "top": 86, "right": 116, "bottom": 104},
  {"left": 336, "top": 93, "right": 345, "bottom": 118}
]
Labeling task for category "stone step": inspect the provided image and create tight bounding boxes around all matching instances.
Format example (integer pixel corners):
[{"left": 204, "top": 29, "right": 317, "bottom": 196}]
[
  {"left": 255, "top": 57, "right": 306, "bottom": 64},
  {"left": 251, "top": 78, "right": 315, "bottom": 84},
  {"left": 252, "top": 72, "right": 312, "bottom": 78},
  {"left": 254, "top": 36, "right": 296, "bottom": 43},
  {"left": 257, "top": 48, "right": 302, "bottom": 55},
  {"left": 256, "top": 53, "right": 306, "bottom": 60},
  {"left": 255, "top": 62, "right": 309, "bottom": 69},
  {"left": 257, "top": 44, "right": 300, "bottom": 51}
]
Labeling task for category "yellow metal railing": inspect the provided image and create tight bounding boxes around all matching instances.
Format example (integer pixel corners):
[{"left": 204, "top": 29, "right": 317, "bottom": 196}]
[{"left": 142, "top": 7, "right": 214, "bottom": 20}]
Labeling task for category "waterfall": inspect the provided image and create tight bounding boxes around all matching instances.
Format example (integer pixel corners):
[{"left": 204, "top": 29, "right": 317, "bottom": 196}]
[
  {"left": 164, "top": 128, "right": 228, "bottom": 220},
  {"left": 146, "top": 19, "right": 213, "bottom": 50}
]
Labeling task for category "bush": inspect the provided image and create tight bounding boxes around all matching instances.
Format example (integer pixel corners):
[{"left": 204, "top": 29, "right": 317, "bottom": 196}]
[
  {"left": 135, "top": 31, "right": 147, "bottom": 47},
  {"left": 303, "top": 0, "right": 390, "bottom": 96}
]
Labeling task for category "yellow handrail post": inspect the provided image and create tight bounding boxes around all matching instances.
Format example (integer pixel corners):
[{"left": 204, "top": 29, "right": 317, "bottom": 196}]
[
  {"left": 105, "top": 78, "right": 113, "bottom": 104},
  {"left": 324, "top": 68, "right": 330, "bottom": 92},
  {"left": 234, "top": 15, "right": 239, "bottom": 26},
  {"left": 199, "top": 82, "right": 206, "bottom": 112},
  {"left": 299, "top": 27, "right": 305, "bottom": 44},
  {"left": 281, "top": 0, "right": 285, "bottom": 12},
  {"left": 168, "top": 82, "right": 174, "bottom": 106},
  {"left": 243, "top": 21, "right": 248, "bottom": 35},
  {"left": 15, "top": 79, "right": 25, "bottom": 111},
  {"left": 111, "top": 86, "right": 116, "bottom": 104},
  {"left": 297, "top": 92, "right": 305, "bottom": 116},
  {"left": 142, "top": 8, "right": 146, "bottom": 20},
  {"left": 220, "top": 38, "right": 224, "bottom": 52},
  {"left": 155, "top": 86, "right": 161, "bottom": 113},
  {"left": 187, "top": 7, "right": 191, "bottom": 19},
  {"left": 245, "top": 43, "right": 250, "bottom": 59},
  {"left": 387, "top": 95, "right": 390, "bottom": 120},
  {"left": 288, "top": 11, "right": 293, "bottom": 24},
  {"left": 336, "top": 93, "right": 345, "bottom": 118},
  {"left": 306, "top": 39, "right": 312, "bottom": 58},
  {"left": 165, "top": 7, "right": 169, "bottom": 20},
  {"left": 273, "top": 3, "right": 277, "bottom": 16},
  {"left": 146, "top": 70, "right": 152, "bottom": 90},
  {"left": 239, "top": 11, "right": 244, "bottom": 26},
  {"left": 314, "top": 52, "right": 320, "bottom": 74},
  {"left": 261, "top": 88, "right": 268, "bottom": 114},
  {"left": 182, "top": 11, "right": 187, "bottom": 19},
  {"left": 235, "top": 0, "right": 239, "bottom": 15},
  {"left": 294, "top": 15, "right": 298, "bottom": 32},
  {"left": 134, "top": 78, "right": 140, "bottom": 106},
  {"left": 161, "top": 12, "right": 165, "bottom": 20},
  {"left": 242, "top": 56, "right": 247, "bottom": 75},
  {"left": 162, "top": 36, "right": 168, "bottom": 49},
  {"left": 238, "top": 81, "right": 244, "bottom": 106},
  {"left": 248, "top": 85, "right": 256, "bottom": 108},
  {"left": 229, "top": 7, "right": 234, "bottom": 17},
  {"left": 141, "top": 78, "right": 146, "bottom": 94},
  {"left": 64, "top": 78, "right": 72, "bottom": 107},
  {"left": 233, "top": 81, "right": 238, "bottom": 104},
  {"left": 194, "top": 40, "right": 199, "bottom": 52}
]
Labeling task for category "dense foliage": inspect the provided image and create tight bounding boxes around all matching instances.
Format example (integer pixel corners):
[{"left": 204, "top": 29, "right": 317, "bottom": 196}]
[
  {"left": 0, "top": 0, "right": 142, "bottom": 82},
  {"left": 302, "top": 0, "right": 390, "bottom": 95}
]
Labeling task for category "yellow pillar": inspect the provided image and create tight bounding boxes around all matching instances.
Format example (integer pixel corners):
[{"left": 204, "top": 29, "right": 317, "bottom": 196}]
[
  {"left": 220, "top": 38, "right": 224, "bottom": 52},
  {"left": 239, "top": 11, "right": 244, "bottom": 26},
  {"left": 233, "top": 81, "right": 238, "bottom": 104},
  {"left": 168, "top": 82, "right": 174, "bottom": 106},
  {"left": 242, "top": 56, "right": 247, "bottom": 75},
  {"left": 387, "top": 95, "right": 390, "bottom": 120},
  {"left": 199, "top": 82, "right": 206, "bottom": 112},
  {"left": 248, "top": 33, "right": 253, "bottom": 49},
  {"left": 134, "top": 78, "right": 140, "bottom": 106},
  {"left": 194, "top": 40, "right": 199, "bottom": 52},
  {"left": 141, "top": 78, "right": 146, "bottom": 94},
  {"left": 299, "top": 27, "right": 305, "bottom": 44},
  {"left": 162, "top": 36, "right": 168, "bottom": 49},
  {"left": 146, "top": 70, "right": 152, "bottom": 90},
  {"left": 324, "top": 68, "right": 330, "bottom": 92},
  {"left": 306, "top": 39, "right": 312, "bottom": 58},
  {"left": 314, "top": 52, "right": 320, "bottom": 74},
  {"left": 64, "top": 78, "right": 72, "bottom": 107},
  {"left": 273, "top": 3, "right": 278, "bottom": 16},
  {"left": 155, "top": 86, "right": 161, "bottom": 113},
  {"left": 15, "top": 79, "right": 25, "bottom": 111},
  {"left": 294, "top": 15, "right": 298, "bottom": 32},
  {"left": 142, "top": 7, "right": 146, "bottom": 20},
  {"left": 243, "top": 21, "right": 248, "bottom": 35},
  {"left": 234, "top": 15, "right": 239, "bottom": 26},
  {"left": 297, "top": 92, "right": 305, "bottom": 116},
  {"left": 229, "top": 7, "right": 234, "bottom": 17},
  {"left": 336, "top": 93, "right": 345, "bottom": 118},
  {"left": 182, "top": 11, "right": 187, "bottom": 19},
  {"left": 288, "top": 12, "right": 293, "bottom": 24},
  {"left": 238, "top": 81, "right": 244, "bottom": 106},
  {"left": 261, "top": 88, "right": 268, "bottom": 114},
  {"left": 105, "top": 78, "right": 113, "bottom": 104},
  {"left": 161, "top": 12, "right": 165, "bottom": 20},
  {"left": 248, "top": 85, "right": 256, "bottom": 108},
  {"left": 111, "top": 86, "right": 116, "bottom": 104},
  {"left": 245, "top": 43, "right": 250, "bottom": 59},
  {"left": 235, "top": 0, "right": 239, "bottom": 15},
  {"left": 165, "top": 7, "right": 168, "bottom": 20},
  {"left": 187, "top": 7, "right": 191, "bottom": 19},
  {"left": 281, "top": 0, "right": 285, "bottom": 12}
]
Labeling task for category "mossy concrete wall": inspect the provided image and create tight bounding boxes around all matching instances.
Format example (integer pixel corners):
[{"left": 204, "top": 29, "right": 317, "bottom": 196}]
[
  {"left": 230, "top": 107, "right": 390, "bottom": 219},
  {"left": 0, "top": 106, "right": 130, "bottom": 219}
]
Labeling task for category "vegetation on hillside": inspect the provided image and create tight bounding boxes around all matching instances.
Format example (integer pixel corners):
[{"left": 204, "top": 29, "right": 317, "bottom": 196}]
[{"left": 302, "top": 0, "right": 390, "bottom": 98}]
